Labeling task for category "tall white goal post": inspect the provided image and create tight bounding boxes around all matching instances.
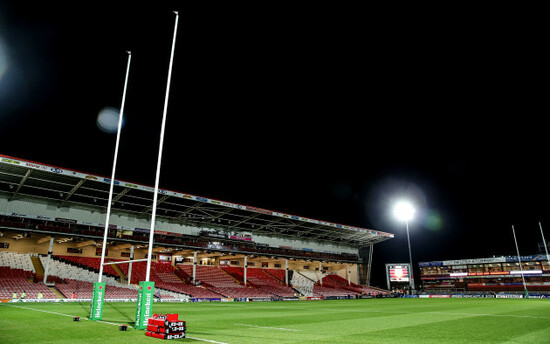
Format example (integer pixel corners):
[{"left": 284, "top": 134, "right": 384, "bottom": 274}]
[
  {"left": 90, "top": 50, "right": 132, "bottom": 321},
  {"left": 90, "top": 12, "right": 180, "bottom": 330}
]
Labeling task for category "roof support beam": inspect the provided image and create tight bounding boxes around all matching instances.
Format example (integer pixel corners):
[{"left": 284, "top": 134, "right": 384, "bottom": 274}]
[
  {"left": 141, "top": 194, "right": 170, "bottom": 213},
  {"left": 230, "top": 213, "right": 261, "bottom": 228},
  {"left": 76, "top": 240, "right": 96, "bottom": 248},
  {"left": 10, "top": 169, "right": 32, "bottom": 201},
  {"left": 112, "top": 188, "right": 131, "bottom": 203},
  {"left": 36, "top": 236, "right": 52, "bottom": 245},
  {"left": 176, "top": 202, "right": 204, "bottom": 219},
  {"left": 59, "top": 179, "right": 86, "bottom": 206}
]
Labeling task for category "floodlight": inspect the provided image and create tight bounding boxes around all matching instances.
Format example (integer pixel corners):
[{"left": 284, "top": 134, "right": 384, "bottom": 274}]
[
  {"left": 392, "top": 200, "right": 416, "bottom": 292},
  {"left": 393, "top": 201, "right": 415, "bottom": 221}
]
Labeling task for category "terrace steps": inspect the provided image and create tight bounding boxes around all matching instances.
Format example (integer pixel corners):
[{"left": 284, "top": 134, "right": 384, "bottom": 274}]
[
  {"left": 110, "top": 263, "right": 126, "bottom": 281},
  {"left": 31, "top": 256, "right": 44, "bottom": 281},
  {"left": 48, "top": 286, "right": 65, "bottom": 299}
]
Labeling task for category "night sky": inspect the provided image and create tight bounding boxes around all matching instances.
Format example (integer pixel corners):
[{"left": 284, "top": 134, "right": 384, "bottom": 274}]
[{"left": 0, "top": 3, "right": 547, "bottom": 287}]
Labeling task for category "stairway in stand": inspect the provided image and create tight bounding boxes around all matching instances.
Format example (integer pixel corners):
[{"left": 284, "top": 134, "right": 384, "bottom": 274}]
[
  {"left": 110, "top": 262, "right": 127, "bottom": 282},
  {"left": 31, "top": 255, "right": 44, "bottom": 282},
  {"left": 48, "top": 286, "right": 65, "bottom": 299}
]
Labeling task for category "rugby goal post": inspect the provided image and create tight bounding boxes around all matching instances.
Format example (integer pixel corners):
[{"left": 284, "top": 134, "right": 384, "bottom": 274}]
[
  {"left": 90, "top": 50, "right": 131, "bottom": 322},
  {"left": 91, "top": 12, "right": 179, "bottom": 330}
]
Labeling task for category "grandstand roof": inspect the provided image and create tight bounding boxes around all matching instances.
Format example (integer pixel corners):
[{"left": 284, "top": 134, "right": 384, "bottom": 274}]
[{"left": 0, "top": 154, "right": 393, "bottom": 247}]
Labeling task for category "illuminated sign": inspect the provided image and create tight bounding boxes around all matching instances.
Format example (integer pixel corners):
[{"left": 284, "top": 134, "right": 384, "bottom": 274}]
[{"left": 387, "top": 264, "right": 410, "bottom": 282}]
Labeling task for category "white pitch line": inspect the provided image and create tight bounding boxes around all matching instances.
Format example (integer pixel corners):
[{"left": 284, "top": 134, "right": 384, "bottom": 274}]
[
  {"left": 313, "top": 307, "right": 550, "bottom": 321},
  {"left": 2, "top": 304, "right": 232, "bottom": 343},
  {"left": 426, "top": 311, "right": 550, "bottom": 320},
  {"left": 187, "top": 336, "right": 230, "bottom": 344},
  {"left": 2, "top": 304, "right": 128, "bottom": 327},
  {"left": 234, "top": 323, "right": 301, "bottom": 331},
  {"left": 4, "top": 304, "right": 82, "bottom": 319}
]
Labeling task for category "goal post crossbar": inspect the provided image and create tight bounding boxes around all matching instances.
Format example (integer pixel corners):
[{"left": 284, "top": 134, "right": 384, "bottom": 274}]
[{"left": 101, "top": 258, "right": 149, "bottom": 266}]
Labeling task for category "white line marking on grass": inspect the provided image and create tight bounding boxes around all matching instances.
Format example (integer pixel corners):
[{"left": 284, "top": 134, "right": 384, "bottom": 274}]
[
  {"left": 234, "top": 323, "right": 301, "bottom": 331},
  {"left": 187, "top": 336, "right": 230, "bottom": 344},
  {"left": 426, "top": 311, "right": 550, "bottom": 320},
  {"left": 2, "top": 304, "right": 127, "bottom": 327},
  {"left": 313, "top": 307, "right": 550, "bottom": 320},
  {"left": 3, "top": 304, "right": 78, "bottom": 318},
  {"left": 2, "top": 304, "right": 232, "bottom": 344}
]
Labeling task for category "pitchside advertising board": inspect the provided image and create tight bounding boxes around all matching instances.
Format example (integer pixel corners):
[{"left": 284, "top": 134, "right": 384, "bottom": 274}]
[
  {"left": 385, "top": 263, "right": 410, "bottom": 290},
  {"left": 135, "top": 281, "right": 155, "bottom": 330}
]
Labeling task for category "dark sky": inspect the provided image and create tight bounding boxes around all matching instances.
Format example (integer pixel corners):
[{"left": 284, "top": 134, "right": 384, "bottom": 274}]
[{"left": 0, "top": 2, "right": 547, "bottom": 287}]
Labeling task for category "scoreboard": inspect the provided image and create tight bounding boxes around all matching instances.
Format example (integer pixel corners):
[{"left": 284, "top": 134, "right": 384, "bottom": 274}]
[
  {"left": 389, "top": 265, "right": 409, "bottom": 282},
  {"left": 385, "top": 263, "right": 411, "bottom": 290}
]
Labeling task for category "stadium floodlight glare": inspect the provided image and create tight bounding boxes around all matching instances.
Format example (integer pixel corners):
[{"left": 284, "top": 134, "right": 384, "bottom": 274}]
[
  {"left": 393, "top": 200, "right": 416, "bottom": 292},
  {"left": 393, "top": 201, "right": 415, "bottom": 222}
]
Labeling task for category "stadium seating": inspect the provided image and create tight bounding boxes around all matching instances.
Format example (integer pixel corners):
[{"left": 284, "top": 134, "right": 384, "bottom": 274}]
[
  {"left": 324, "top": 274, "right": 389, "bottom": 296},
  {"left": 291, "top": 271, "right": 314, "bottom": 296},
  {"left": 178, "top": 265, "right": 272, "bottom": 298},
  {"left": 56, "top": 255, "right": 124, "bottom": 278},
  {"left": 264, "top": 269, "right": 285, "bottom": 282},
  {"left": 0, "top": 252, "right": 35, "bottom": 276},
  {"left": 242, "top": 268, "right": 296, "bottom": 297},
  {"left": 125, "top": 261, "right": 222, "bottom": 298},
  {"left": 37, "top": 256, "right": 182, "bottom": 299},
  {"left": 0, "top": 275, "right": 57, "bottom": 299},
  {"left": 0, "top": 252, "right": 57, "bottom": 299}
]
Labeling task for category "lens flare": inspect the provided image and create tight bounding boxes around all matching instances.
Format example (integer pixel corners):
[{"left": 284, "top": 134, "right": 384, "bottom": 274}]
[
  {"left": 424, "top": 209, "right": 443, "bottom": 231},
  {"left": 0, "top": 36, "right": 8, "bottom": 84},
  {"left": 97, "top": 107, "right": 122, "bottom": 134}
]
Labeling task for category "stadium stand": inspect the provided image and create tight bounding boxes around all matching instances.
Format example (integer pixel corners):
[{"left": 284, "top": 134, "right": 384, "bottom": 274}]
[
  {"left": 237, "top": 267, "right": 296, "bottom": 297},
  {"left": 55, "top": 255, "right": 123, "bottom": 279},
  {"left": 323, "top": 275, "right": 387, "bottom": 296},
  {"left": 0, "top": 252, "right": 35, "bottom": 276},
  {"left": 36, "top": 255, "right": 182, "bottom": 299},
  {"left": 0, "top": 275, "right": 57, "bottom": 299},
  {"left": 178, "top": 265, "right": 273, "bottom": 298},
  {"left": 0, "top": 252, "right": 55, "bottom": 299},
  {"left": 291, "top": 271, "right": 315, "bottom": 297},
  {"left": 0, "top": 155, "right": 396, "bottom": 300}
]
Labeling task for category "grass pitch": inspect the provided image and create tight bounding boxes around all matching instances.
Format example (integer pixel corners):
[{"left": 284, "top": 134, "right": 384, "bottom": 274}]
[{"left": 1, "top": 298, "right": 550, "bottom": 343}]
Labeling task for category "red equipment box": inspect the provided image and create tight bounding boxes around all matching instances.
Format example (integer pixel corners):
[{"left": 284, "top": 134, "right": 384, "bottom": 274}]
[
  {"left": 145, "top": 313, "right": 186, "bottom": 340},
  {"left": 147, "top": 324, "right": 186, "bottom": 334},
  {"left": 145, "top": 331, "right": 185, "bottom": 340}
]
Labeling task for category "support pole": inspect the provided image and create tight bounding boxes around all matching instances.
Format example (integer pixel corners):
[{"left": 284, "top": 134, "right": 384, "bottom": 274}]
[
  {"left": 366, "top": 244, "right": 373, "bottom": 286},
  {"left": 244, "top": 255, "right": 248, "bottom": 286},
  {"left": 512, "top": 225, "right": 529, "bottom": 298},
  {"left": 193, "top": 251, "right": 197, "bottom": 284},
  {"left": 405, "top": 220, "right": 415, "bottom": 291},
  {"left": 43, "top": 237, "right": 55, "bottom": 284},
  {"left": 539, "top": 222, "right": 550, "bottom": 263},
  {"left": 285, "top": 259, "right": 289, "bottom": 285},
  {"left": 319, "top": 261, "right": 322, "bottom": 286},
  {"left": 127, "top": 245, "right": 134, "bottom": 285}
]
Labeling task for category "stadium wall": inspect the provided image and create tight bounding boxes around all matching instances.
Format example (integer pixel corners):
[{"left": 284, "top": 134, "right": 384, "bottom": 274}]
[{"left": 0, "top": 194, "right": 358, "bottom": 256}]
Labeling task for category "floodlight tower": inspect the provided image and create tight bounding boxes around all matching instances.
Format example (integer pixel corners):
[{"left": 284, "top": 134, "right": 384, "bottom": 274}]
[{"left": 393, "top": 201, "right": 416, "bottom": 292}]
